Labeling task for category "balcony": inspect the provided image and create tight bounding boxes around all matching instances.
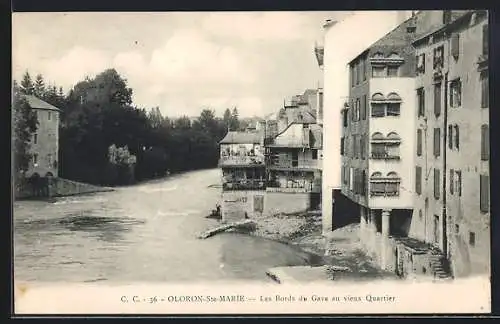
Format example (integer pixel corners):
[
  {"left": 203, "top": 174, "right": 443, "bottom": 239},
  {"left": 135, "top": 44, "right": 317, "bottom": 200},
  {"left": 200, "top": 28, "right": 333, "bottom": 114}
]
[
  {"left": 370, "top": 152, "right": 400, "bottom": 160},
  {"left": 267, "top": 179, "right": 321, "bottom": 193},
  {"left": 223, "top": 179, "right": 266, "bottom": 191},
  {"left": 218, "top": 155, "right": 265, "bottom": 167},
  {"left": 266, "top": 141, "right": 310, "bottom": 148},
  {"left": 267, "top": 159, "right": 319, "bottom": 171}
]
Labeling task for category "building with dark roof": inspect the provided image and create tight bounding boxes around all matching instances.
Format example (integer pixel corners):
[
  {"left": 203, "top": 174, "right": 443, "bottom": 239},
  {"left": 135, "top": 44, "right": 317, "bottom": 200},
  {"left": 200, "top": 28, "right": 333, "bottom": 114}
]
[{"left": 23, "top": 95, "right": 61, "bottom": 178}]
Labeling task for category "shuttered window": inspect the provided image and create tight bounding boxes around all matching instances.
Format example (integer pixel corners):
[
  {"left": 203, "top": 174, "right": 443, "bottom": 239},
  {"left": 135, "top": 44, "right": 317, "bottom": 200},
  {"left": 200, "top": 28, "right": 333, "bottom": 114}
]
[
  {"left": 415, "top": 166, "right": 422, "bottom": 195},
  {"left": 481, "top": 71, "right": 489, "bottom": 108},
  {"left": 417, "top": 129, "right": 422, "bottom": 156},
  {"left": 483, "top": 24, "right": 488, "bottom": 56},
  {"left": 451, "top": 33, "right": 460, "bottom": 59},
  {"left": 480, "top": 174, "right": 489, "bottom": 212},
  {"left": 361, "top": 95, "right": 367, "bottom": 120},
  {"left": 417, "top": 88, "right": 425, "bottom": 117},
  {"left": 481, "top": 124, "right": 489, "bottom": 160},
  {"left": 456, "top": 170, "right": 462, "bottom": 196},
  {"left": 434, "top": 82, "right": 442, "bottom": 116},
  {"left": 454, "top": 125, "right": 460, "bottom": 150},
  {"left": 450, "top": 169, "right": 454, "bottom": 194},
  {"left": 434, "top": 168, "right": 440, "bottom": 199},
  {"left": 434, "top": 128, "right": 441, "bottom": 157},
  {"left": 448, "top": 125, "right": 453, "bottom": 149}
]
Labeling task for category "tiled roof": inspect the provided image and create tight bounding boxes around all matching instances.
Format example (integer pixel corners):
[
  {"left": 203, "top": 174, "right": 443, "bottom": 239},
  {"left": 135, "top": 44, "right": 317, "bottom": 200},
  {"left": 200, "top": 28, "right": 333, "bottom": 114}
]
[
  {"left": 219, "top": 131, "right": 262, "bottom": 144},
  {"left": 23, "top": 95, "right": 61, "bottom": 112}
]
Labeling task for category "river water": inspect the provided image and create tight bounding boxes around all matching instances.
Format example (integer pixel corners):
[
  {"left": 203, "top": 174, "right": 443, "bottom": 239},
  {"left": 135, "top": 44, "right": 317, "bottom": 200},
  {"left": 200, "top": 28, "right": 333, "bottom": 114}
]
[{"left": 14, "top": 169, "right": 319, "bottom": 283}]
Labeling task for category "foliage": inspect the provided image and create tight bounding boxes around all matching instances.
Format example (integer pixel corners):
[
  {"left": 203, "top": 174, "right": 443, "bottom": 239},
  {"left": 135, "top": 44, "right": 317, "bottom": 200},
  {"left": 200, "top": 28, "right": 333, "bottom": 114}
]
[{"left": 14, "top": 69, "right": 239, "bottom": 186}]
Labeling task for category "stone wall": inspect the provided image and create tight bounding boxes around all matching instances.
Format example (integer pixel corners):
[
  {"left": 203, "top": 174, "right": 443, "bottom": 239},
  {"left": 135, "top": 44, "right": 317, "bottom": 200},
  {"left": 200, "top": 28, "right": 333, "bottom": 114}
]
[
  {"left": 263, "top": 192, "right": 310, "bottom": 216},
  {"left": 15, "top": 177, "right": 113, "bottom": 200}
]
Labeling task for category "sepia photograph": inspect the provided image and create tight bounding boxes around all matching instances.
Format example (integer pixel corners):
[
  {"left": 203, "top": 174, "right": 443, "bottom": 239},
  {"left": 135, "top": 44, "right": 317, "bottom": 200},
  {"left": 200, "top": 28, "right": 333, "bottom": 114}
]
[{"left": 11, "top": 10, "right": 491, "bottom": 315}]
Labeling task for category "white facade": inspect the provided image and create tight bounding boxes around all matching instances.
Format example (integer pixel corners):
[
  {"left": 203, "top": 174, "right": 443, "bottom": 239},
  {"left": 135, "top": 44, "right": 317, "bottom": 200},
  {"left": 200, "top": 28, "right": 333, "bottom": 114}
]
[{"left": 321, "top": 11, "right": 413, "bottom": 233}]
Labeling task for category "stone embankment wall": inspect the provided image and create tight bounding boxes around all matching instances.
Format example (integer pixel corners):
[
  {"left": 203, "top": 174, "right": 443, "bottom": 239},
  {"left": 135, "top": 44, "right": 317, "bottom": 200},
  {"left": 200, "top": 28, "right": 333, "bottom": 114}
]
[{"left": 15, "top": 177, "right": 113, "bottom": 200}]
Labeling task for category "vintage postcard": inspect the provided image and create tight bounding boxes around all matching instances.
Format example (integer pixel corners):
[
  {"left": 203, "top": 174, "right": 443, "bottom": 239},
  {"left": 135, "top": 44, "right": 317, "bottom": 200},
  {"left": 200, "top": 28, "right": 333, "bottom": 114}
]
[{"left": 12, "top": 10, "right": 491, "bottom": 315}]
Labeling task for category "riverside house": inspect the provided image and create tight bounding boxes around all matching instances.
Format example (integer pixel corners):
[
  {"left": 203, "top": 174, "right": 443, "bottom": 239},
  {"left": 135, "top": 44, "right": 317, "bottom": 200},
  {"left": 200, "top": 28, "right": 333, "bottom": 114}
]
[
  {"left": 219, "top": 130, "right": 266, "bottom": 223},
  {"left": 23, "top": 94, "right": 61, "bottom": 178},
  {"left": 264, "top": 95, "right": 323, "bottom": 215}
]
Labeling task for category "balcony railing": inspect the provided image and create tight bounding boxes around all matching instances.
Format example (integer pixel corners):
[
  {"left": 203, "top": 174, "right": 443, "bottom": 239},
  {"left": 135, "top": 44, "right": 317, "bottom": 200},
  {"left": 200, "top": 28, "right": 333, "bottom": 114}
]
[
  {"left": 371, "top": 152, "right": 400, "bottom": 160},
  {"left": 223, "top": 179, "right": 266, "bottom": 191},
  {"left": 267, "top": 159, "right": 318, "bottom": 170},
  {"left": 218, "top": 155, "right": 265, "bottom": 167},
  {"left": 266, "top": 180, "right": 321, "bottom": 193}
]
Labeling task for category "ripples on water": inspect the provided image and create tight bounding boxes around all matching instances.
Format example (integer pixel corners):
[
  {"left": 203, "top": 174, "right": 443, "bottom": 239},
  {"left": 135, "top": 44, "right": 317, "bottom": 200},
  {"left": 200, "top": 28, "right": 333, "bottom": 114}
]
[{"left": 14, "top": 169, "right": 320, "bottom": 283}]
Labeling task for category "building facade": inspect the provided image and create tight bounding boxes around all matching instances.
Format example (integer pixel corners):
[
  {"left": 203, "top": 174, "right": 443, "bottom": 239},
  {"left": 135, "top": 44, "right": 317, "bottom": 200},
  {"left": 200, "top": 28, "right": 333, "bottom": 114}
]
[
  {"left": 411, "top": 10, "right": 490, "bottom": 278},
  {"left": 265, "top": 100, "right": 322, "bottom": 214},
  {"left": 219, "top": 131, "right": 266, "bottom": 223},
  {"left": 319, "top": 11, "right": 414, "bottom": 235},
  {"left": 24, "top": 95, "right": 61, "bottom": 178}
]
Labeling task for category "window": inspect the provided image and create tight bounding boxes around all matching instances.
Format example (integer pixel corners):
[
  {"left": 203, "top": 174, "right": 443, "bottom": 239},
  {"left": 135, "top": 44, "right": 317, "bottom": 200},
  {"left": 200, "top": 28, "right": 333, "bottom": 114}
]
[
  {"left": 48, "top": 112, "right": 52, "bottom": 120},
  {"left": 340, "top": 137, "right": 345, "bottom": 155},
  {"left": 319, "top": 92, "right": 324, "bottom": 117},
  {"left": 456, "top": 170, "right": 462, "bottom": 196},
  {"left": 386, "top": 103, "right": 400, "bottom": 116},
  {"left": 481, "top": 124, "right": 490, "bottom": 161},
  {"left": 417, "top": 88, "right": 425, "bottom": 117},
  {"left": 387, "top": 65, "right": 399, "bottom": 77},
  {"left": 450, "top": 169, "right": 454, "bottom": 194},
  {"left": 350, "top": 65, "right": 355, "bottom": 87},
  {"left": 370, "top": 172, "right": 400, "bottom": 197},
  {"left": 454, "top": 125, "right": 460, "bottom": 150},
  {"left": 372, "top": 66, "right": 386, "bottom": 78},
  {"left": 361, "top": 95, "right": 367, "bottom": 120},
  {"left": 371, "top": 104, "right": 385, "bottom": 117},
  {"left": 361, "top": 135, "right": 366, "bottom": 159},
  {"left": 482, "top": 24, "right": 488, "bottom": 56},
  {"left": 416, "top": 166, "right": 422, "bottom": 195},
  {"left": 469, "top": 232, "right": 476, "bottom": 247},
  {"left": 419, "top": 210, "right": 423, "bottom": 221},
  {"left": 455, "top": 224, "right": 460, "bottom": 234},
  {"left": 448, "top": 125, "right": 453, "bottom": 149},
  {"left": 349, "top": 167, "right": 354, "bottom": 191},
  {"left": 361, "top": 170, "right": 367, "bottom": 195},
  {"left": 416, "top": 53, "right": 425, "bottom": 74},
  {"left": 417, "top": 129, "right": 422, "bottom": 156},
  {"left": 480, "top": 174, "right": 489, "bottom": 212},
  {"left": 362, "top": 59, "right": 367, "bottom": 81},
  {"left": 451, "top": 33, "right": 460, "bottom": 59},
  {"left": 434, "top": 168, "right": 440, "bottom": 199},
  {"left": 356, "top": 62, "right": 360, "bottom": 85},
  {"left": 312, "top": 149, "right": 318, "bottom": 160},
  {"left": 433, "top": 128, "right": 441, "bottom": 157},
  {"left": 481, "top": 124, "right": 489, "bottom": 160},
  {"left": 342, "top": 110, "right": 348, "bottom": 127},
  {"left": 433, "top": 45, "right": 444, "bottom": 69},
  {"left": 481, "top": 71, "right": 489, "bottom": 108},
  {"left": 33, "top": 133, "right": 38, "bottom": 144},
  {"left": 33, "top": 154, "right": 38, "bottom": 165},
  {"left": 450, "top": 79, "right": 462, "bottom": 108},
  {"left": 47, "top": 154, "right": 53, "bottom": 165},
  {"left": 355, "top": 99, "right": 361, "bottom": 121},
  {"left": 434, "top": 82, "right": 442, "bottom": 116}
]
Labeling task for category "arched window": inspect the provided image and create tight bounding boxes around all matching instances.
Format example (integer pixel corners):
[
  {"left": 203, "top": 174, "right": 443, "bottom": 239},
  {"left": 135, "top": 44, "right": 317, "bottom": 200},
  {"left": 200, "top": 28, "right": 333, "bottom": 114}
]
[
  {"left": 371, "top": 93, "right": 386, "bottom": 101},
  {"left": 372, "top": 52, "right": 384, "bottom": 59},
  {"left": 371, "top": 171, "right": 383, "bottom": 178},
  {"left": 386, "top": 92, "right": 402, "bottom": 102},
  {"left": 386, "top": 132, "right": 401, "bottom": 141},
  {"left": 371, "top": 132, "right": 385, "bottom": 141},
  {"left": 387, "top": 171, "right": 400, "bottom": 178},
  {"left": 387, "top": 52, "right": 403, "bottom": 60}
]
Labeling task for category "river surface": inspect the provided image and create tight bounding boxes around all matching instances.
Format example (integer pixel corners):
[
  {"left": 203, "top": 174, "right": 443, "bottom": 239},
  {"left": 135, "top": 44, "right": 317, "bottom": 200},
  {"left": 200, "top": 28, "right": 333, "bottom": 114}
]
[{"left": 14, "top": 169, "right": 318, "bottom": 283}]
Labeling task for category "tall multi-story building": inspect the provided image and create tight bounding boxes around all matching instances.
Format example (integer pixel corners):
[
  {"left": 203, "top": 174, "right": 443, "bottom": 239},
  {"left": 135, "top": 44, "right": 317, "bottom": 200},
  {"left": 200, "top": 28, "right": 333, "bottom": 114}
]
[
  {"left": 319, "top": 11, "right": 414, "bottom": 235},
  {"left": 265, "top": 97, "right": 322, "bottom": 214},
  {"left": 24, "top": 94, "right": 61, "bottom": 178},
  {"left": 219, "top": 131, "right": 266, "bottom": 223},
  {"left": 412, "top": 10, "right": 489, "bottom": 278}
]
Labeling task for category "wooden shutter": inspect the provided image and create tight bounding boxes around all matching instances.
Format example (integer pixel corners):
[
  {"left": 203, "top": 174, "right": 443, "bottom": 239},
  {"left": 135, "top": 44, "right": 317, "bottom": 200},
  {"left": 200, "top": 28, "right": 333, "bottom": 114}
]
[
  {"left": 434, "top": 128, "right": 441, "bottom": 157},
  {"left": 481, "top": 124, "right": 489, "bottom": 160},
  {"left": 480, "top": 174, "right": 489, "bottom": 212},
  {"left": 417, "top": 129, "right": 422, "bottom": 156},
  {"left": 450, "top": 169, "right": 454, "bottom": 194},
  {"left": 483, "top": 24, "right": 488, "bottom": 56},
  {"left": 434, "top": 82, "right": 441, "bottom": 116},
  {"left": 416, "top": 166, "right": 422, "bottom": 195},
  {"left": 448, "top": 125, "right": 453, "bottom": 149},
  {"left": 451, "top": 33, "right": 460, "bottom": 59},
  {"left": 434, "top": 168, "right": 440, "bottom": 199}
]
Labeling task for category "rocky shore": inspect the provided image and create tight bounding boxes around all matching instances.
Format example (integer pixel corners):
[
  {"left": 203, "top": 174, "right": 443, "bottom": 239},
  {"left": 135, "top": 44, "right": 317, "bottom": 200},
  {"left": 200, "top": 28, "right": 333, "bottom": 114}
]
[{"left": 248, "top": 211, "right": 397, "bottom": 282}]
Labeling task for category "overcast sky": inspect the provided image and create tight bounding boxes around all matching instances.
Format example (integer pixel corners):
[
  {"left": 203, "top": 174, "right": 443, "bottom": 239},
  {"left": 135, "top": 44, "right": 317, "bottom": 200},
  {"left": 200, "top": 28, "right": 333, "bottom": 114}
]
[{"left": 12, "top": 11, "right": 353, "bottom": 118}]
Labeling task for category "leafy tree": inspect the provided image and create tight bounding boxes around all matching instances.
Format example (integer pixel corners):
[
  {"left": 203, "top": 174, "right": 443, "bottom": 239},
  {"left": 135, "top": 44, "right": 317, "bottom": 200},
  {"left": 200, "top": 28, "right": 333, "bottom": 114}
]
[{"left": 229, "top": 106, "right": 240, "bottom": 131}]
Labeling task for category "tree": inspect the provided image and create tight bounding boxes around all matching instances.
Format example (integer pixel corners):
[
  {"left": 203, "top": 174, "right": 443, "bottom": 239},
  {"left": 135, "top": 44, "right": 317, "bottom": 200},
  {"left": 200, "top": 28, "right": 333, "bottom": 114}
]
[
  {"left": 12, "top": 84, "right": 38, "bottom": 177},
  {"left": 34, "top": 74, "right": 45, "bottom": 98},
  {"left": 20, "top": 71, "right": 34, "bottom": 95},
  {"left": 229, "top": 106, "right": 240, "bottom": 131},
  {"left": 223, "top": 108, "right": 231, "bottom": 130}
]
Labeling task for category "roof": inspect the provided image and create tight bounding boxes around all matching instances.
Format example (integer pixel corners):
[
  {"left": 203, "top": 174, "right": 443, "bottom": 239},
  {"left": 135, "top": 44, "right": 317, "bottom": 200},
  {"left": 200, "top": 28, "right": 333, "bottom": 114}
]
[
  {"left": 23, "top": 95, "right": 61, "bottom": 112},
  {"left": 412, "top": 10, "right": 482, "bottom": 47},
  {"left": 219, "top": 131, "right": 262, "bottom": 144},
  {"left": 285, "top": 105, "right": 316, "bottom": 124},
  {"left": 309, "top": 124, "right": 323, "bottom": 149}
]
